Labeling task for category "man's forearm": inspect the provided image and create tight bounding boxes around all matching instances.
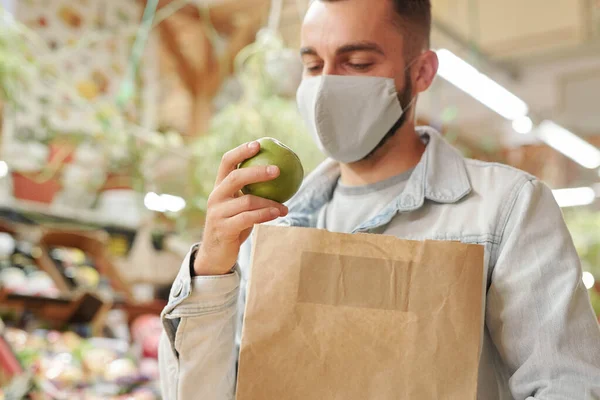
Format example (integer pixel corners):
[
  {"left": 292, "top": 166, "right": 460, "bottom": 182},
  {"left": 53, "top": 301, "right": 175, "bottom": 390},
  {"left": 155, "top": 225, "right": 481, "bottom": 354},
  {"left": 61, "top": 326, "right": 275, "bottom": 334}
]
[{"left": 159, "top": 250, "right": 241, "bottom": 400}]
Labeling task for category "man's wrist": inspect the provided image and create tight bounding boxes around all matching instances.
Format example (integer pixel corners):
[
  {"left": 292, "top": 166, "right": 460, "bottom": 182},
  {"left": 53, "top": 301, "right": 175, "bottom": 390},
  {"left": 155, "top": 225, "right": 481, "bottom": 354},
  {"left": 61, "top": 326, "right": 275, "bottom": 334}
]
[{"left": 191, "top": 247, "right": 235, "bottom": 276}]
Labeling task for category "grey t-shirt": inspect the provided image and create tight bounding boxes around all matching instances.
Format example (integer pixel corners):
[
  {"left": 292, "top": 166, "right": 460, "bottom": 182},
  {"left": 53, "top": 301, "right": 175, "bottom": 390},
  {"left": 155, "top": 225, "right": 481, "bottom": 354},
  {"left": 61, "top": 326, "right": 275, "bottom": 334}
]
[{"left": 320, "top": 168, "right": 414, "bottom": 233}]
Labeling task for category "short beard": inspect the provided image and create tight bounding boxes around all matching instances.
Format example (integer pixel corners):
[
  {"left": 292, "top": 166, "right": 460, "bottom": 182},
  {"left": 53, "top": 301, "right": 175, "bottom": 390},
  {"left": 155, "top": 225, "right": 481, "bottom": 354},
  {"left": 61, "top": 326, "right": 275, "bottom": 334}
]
[{"left": 362, "top": 73, "right": 413, "bottom": 161}]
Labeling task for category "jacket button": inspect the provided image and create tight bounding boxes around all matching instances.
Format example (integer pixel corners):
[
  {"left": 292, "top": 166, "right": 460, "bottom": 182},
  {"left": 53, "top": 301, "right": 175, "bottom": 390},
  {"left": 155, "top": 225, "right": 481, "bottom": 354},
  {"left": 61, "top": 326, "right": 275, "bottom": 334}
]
[{"left": 172, "top": 280, "right": 183, "bottom": 298}]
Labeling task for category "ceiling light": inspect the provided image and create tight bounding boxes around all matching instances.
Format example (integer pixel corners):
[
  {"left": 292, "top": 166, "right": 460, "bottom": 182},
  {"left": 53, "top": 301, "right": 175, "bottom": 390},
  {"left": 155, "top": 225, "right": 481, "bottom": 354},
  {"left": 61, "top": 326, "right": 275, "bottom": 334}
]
[
  {"left": 160, "top": 194, "right": 186, "bottom": 213},
  {"left": 436, "top": 49, "right": 529, "bottom": 120},
  {"left": 512, "top": 116, "right": 533, "bottom": 134},
  {"left": 144, "top": 192, "right": 186, "bottom": 213},
  {"left": 552, "top": 187, "right": 596, "bottom": 208},
  {"left": 536, "top": 121, "right": 600, "bottom": 169}
]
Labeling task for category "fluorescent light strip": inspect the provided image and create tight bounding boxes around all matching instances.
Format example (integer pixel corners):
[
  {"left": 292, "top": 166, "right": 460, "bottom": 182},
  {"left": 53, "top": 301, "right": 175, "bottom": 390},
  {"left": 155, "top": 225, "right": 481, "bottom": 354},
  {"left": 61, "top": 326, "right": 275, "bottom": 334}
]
[
  {"left": 436, "top": 49, "right": 529, "bottom": 120},
  {"left": 435, "top": 51, "right": 600, "bottom": 170},
  {"left": 536, "top": 121, "right": 600, "bottom": 169},
  {"left": 552, "top": 187, "right": 596, "bottom": 208}
]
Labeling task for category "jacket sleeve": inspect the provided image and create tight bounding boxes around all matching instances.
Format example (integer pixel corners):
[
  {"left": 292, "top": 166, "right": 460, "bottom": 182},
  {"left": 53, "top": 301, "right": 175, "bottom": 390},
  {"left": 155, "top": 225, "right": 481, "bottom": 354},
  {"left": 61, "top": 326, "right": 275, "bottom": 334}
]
[
  {"left": 487, "top": 178, "right": 600, "bottom": 399},
  {"left": 158, "top": 246, "right": 245, "bottom": 400}
]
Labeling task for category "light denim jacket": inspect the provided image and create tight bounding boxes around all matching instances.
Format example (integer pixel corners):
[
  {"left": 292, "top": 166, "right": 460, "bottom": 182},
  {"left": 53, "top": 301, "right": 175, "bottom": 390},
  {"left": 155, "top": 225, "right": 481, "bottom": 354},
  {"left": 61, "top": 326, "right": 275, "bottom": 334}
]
[{"left": 159, "top": 127, "right": 600, "bottom": 400}]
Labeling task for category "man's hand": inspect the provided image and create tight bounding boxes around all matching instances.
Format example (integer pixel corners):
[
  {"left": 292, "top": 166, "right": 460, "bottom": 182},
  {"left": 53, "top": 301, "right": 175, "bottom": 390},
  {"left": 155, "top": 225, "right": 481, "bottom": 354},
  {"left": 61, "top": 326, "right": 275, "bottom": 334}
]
[{"left": 194, "top": 141, "right": 289, "bottom": 276}]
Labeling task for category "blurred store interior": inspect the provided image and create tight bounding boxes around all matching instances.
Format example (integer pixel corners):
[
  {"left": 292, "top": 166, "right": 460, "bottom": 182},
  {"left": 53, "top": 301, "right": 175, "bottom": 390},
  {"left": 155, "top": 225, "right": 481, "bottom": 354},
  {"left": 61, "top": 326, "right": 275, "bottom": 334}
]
[{"left": 0, "top": 0, "right": 599, "bottom": 398}]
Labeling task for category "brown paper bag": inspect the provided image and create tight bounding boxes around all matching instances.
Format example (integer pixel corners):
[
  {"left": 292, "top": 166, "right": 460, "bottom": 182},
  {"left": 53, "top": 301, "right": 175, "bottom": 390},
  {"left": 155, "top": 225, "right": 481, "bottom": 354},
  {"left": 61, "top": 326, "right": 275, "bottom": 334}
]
[{"left": 236, "top": 225, "right": 484, "bottom": 400}]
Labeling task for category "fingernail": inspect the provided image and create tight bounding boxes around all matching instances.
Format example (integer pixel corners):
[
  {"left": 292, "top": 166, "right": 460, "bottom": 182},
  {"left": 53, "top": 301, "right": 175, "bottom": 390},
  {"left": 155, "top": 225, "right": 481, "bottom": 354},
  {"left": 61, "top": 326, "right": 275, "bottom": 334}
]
[
  {"left": 248, "top": 141, "right": 259, "bottom": 149},
  {"left": 270, "top": 208, "right": 280, "bottom": 217},
  {"left": 267, "top": 166, "right": 279, "bottom": 176}
]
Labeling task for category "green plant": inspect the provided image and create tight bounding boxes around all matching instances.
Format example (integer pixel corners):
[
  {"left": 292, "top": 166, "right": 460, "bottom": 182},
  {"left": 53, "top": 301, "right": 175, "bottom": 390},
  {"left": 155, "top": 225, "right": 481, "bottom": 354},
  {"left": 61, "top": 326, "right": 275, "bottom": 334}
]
[
  {"left": 564, "top": 208, "right": 600, "bottom": 317},
  {"left": 564, "top": 209, "right": 600, "bottom": 278},
  {"left": 0, "top": 7, "right": 35, "bottom": 106}
]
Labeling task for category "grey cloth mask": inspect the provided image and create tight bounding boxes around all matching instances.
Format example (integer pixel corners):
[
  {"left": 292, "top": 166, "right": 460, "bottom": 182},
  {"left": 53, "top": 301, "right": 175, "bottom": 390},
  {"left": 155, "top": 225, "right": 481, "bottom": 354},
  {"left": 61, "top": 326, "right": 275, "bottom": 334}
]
[{"left": 297, "top": 74, "right": 414, "bottom": 163}]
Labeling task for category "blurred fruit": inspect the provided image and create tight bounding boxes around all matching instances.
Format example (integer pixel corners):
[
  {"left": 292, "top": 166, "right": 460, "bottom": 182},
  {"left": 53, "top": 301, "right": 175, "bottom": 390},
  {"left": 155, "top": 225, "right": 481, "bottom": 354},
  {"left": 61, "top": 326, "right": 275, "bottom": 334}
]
[
  {"left": 75, "top": 266, "right": 100, "bottom": 289},
  {"left": 104, "top": 358, "right": 137, "bottom": 382},
  {"left": 0, "top": 232, "right": 16, "bottom": 257},
  {"left": 82, "top": 348, "right": 117, "bottom": 377},
  {"left": 142, "top": 333, "right": 160, "bottom": 359},
  {"left": 0, "top": 267, "right": 26, "bottom": 291},
  {"left": 58, "top": 6, "right": 82, "bottom": 28},
  {"left": 27, "top": 271, "right": 57, "bottom": 295},
  {"left": 77, "top": 80, "right": 99, "bottom": 100},
  {"left": 131, "top": 315, "right": 161, "bottom": 341},
  {"left": 239, "top": 137, "right": 304, "bottom": 203},
  {"left": 92, "top": 70, "right": 109, "bottom": 94},
  {"left": 138, "top": 358, "right": 159, "bottom": 380}
]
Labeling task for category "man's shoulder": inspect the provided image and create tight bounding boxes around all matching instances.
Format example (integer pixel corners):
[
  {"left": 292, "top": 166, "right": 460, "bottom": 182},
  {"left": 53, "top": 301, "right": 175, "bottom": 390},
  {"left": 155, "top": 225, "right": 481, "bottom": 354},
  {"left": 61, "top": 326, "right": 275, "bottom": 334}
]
[
  {"left": 456, "top": 158, "right": 541, "bottom": 221},
  {"left": 463, "top": 158, "right": 536, "bottom": 192}
]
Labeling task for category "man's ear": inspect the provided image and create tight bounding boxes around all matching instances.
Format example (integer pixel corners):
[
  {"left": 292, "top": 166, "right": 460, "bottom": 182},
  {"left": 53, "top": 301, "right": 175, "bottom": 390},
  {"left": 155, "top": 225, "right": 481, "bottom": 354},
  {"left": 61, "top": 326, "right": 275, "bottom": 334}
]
[{"left": 413, "top": 50, "right": 439, "bottom": 94}]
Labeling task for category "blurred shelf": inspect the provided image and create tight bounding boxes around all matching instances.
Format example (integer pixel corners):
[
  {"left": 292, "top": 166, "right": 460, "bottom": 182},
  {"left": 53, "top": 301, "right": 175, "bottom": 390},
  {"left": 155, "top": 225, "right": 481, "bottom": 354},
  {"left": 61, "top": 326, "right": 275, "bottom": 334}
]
[
  {"left": 0, "top": 198, "right": 140, "bottom": 231},
  {"left": 0, "top": 290, "right": 110, "bottom": 333}
]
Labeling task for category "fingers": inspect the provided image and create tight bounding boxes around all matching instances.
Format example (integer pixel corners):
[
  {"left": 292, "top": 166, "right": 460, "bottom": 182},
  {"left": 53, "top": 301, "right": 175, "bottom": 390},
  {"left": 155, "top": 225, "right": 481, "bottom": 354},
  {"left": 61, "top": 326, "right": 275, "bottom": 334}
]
[
  {"left": 211, "top": 165, "right": 280, "bottom": 202},
  {"left": 215, "top": 141, "right": 260, "bottom": 186},
  {"left": 216, "top": 195, "right": 288, "bottom": 218},
  {"left": 225, "top": 207, "right": 283, "bottom": 233}
]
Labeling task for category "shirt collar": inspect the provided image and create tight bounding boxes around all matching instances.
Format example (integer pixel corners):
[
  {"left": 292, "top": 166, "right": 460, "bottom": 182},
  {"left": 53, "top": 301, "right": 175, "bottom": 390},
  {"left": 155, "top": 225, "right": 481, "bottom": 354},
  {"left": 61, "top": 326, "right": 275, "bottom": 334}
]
[{"left": 285, "top": 126, "right": 472, "bottom": 221}]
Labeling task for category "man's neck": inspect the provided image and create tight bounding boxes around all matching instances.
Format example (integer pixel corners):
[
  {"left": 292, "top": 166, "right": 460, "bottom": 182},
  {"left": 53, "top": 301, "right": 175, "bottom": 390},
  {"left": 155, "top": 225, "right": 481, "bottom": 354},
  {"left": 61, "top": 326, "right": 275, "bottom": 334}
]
[{"left": 339, "top": 123, "right": 426, "bottom": 186}]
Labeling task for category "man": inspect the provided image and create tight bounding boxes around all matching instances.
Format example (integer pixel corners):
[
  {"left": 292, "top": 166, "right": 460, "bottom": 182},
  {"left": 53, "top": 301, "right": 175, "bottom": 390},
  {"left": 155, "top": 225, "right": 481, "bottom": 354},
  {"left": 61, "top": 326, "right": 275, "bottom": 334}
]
[{"left": 159, "top": 0, "right": 600, "bottom": 398}]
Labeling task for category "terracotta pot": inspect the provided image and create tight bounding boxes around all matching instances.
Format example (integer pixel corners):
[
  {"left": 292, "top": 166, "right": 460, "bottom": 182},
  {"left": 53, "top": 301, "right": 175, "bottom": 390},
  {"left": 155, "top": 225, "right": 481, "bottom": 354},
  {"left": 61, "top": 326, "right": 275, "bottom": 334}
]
[
  {"left": 12, "top": 172, "right": 61, "bottom": 204},
  {"left": 49, "top": 141, "right": 75, "bottom": 165}
]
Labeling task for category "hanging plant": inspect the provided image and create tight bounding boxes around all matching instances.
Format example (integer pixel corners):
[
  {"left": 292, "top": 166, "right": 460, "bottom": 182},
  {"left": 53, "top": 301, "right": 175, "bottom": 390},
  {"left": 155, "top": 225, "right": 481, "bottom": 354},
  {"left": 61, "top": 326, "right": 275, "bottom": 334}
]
[{"left": 189, "top": 29, "right": 323, "bottom": 217}]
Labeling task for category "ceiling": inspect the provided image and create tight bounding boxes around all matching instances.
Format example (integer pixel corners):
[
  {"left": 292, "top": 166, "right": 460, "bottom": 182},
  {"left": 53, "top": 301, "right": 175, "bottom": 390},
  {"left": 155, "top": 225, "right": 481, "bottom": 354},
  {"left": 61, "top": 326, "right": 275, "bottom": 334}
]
[{"left": 419, "top": 0, "right": 600, "bottom": 147}]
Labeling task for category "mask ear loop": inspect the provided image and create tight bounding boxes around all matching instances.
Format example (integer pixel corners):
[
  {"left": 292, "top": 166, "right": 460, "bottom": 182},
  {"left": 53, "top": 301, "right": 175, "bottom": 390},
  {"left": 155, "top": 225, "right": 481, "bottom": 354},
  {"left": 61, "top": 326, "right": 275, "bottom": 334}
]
[
  {"left": 386, "top": 58, "right": 420, "bottom": 136},
  {"left": 396, "top": 56, "right": 421, "bottom": 117}
]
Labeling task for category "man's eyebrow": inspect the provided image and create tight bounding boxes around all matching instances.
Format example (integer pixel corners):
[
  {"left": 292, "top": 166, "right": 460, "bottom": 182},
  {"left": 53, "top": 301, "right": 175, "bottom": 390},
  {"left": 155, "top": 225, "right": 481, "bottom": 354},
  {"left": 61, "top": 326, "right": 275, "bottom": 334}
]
[
  {"left": 336, "top": 42, "right": 385, "bottom": 56},
  {"left": 299, "top": 42, "right": 385, "bottom": 57},
  {"left": 300, "top": 47, "right": 318, "bottom": 56}
]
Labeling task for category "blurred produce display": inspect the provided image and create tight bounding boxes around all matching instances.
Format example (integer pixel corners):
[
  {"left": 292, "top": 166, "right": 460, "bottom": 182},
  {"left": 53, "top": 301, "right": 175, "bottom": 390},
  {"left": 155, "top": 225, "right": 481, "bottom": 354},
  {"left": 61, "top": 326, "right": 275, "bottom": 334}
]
[
  {"left": 0, "top": 232, "right": 59, "bottom": 298},
  {"left": 49, "top": 247, "right": 101, "bottom": 291},
  {"left": 1, "top": 316, "right": 161, "bottom": 399}
]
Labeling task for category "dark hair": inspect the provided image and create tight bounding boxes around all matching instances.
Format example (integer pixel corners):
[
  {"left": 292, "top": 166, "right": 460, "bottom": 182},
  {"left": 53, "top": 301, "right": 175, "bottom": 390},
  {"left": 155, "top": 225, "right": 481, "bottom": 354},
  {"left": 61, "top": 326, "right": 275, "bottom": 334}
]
[{"left": 319, "top": 0, "right": 431, "bottom": 56}]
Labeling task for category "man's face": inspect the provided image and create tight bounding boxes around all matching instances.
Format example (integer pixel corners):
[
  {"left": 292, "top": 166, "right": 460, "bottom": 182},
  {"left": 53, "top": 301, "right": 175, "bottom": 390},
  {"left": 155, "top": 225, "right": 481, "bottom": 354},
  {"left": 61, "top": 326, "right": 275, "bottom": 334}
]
[{"left": 300, "top": 0, "right": 413, "bottom": 96}]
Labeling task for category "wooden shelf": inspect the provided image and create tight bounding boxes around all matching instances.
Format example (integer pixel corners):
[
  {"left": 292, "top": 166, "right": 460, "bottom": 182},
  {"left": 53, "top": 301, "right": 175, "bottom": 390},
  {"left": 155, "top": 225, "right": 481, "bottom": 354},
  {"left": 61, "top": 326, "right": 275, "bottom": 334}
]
[
  {"left": 38, "top": 229, "right": 134, "bottom": 302},
  {"left": 0, "top": 290, "right": 110, "bottom": 334}
]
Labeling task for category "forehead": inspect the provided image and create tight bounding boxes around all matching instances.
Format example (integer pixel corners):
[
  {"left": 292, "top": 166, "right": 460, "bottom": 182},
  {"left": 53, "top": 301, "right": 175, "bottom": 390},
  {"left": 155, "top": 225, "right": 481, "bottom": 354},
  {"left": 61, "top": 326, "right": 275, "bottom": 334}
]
[{"left": 301, "top": 0, "right": 404, "bottom": 53}]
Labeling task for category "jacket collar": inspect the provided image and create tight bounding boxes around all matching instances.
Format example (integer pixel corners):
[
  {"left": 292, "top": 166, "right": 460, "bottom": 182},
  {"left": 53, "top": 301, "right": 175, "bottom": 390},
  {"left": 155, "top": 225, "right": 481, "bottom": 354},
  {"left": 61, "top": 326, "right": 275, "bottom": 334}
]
[{"left": 285, "top": 126, "right": 472, "bottom": 225}]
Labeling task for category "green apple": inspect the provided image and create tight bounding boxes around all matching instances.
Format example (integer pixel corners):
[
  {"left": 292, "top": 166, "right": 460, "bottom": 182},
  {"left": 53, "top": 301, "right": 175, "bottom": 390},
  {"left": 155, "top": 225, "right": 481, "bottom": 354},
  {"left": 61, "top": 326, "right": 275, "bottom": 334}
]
[{"left": 239, "top": 137, "right": 304, "bottom": 203}]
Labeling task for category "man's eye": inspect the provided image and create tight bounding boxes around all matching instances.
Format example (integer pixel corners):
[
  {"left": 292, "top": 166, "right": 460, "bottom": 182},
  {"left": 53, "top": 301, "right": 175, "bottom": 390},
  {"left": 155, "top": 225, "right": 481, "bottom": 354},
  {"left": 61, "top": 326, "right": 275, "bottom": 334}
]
[
  {"left": 306, "top": 65, "right": 323, "bottom": 73},
  {"left": 348, "top": 63, "right": 373, "bottom": 71}
]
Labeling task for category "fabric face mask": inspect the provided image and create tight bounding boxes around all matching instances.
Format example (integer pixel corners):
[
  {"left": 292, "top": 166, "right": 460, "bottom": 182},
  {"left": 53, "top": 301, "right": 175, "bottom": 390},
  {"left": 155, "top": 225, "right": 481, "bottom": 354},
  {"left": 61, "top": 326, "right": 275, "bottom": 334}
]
[{"left": 297, "top": 74, "right": 413, "bottom": 163}]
